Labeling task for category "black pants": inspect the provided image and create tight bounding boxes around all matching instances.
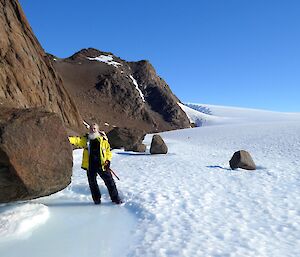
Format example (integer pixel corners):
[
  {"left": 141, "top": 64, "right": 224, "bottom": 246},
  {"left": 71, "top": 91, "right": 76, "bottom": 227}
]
[{"left": 87, "top": 156, "right": 120, "bottom": 204}]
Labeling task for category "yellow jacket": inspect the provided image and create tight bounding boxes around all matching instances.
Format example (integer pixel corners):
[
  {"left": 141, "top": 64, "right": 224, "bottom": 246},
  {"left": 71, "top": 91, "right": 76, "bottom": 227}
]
[{"left": 69, "top": 135, "right": 112, "bottom": 171}]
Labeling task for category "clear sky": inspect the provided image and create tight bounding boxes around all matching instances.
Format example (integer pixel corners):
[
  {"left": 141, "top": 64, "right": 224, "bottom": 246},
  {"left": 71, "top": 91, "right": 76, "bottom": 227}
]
[{"left": 19, "top": 0, "right": 300, "bottom": 112}]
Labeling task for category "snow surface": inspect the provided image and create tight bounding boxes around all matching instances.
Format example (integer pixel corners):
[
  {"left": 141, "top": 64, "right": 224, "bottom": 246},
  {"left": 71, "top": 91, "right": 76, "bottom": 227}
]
[
  {"left": 0, "top": 203, "right": 49, "bottom": 240},
  {"left": 1, "top": 104, "right": 300, "bottom": 257},
  {"left": 129, "top": 75, "right": 145, "bottom": 102},
  {"left": 87, "top": 55, "right": 122, "bottom": 68},
  {"left": 179, "top": 102, "right": 300, "bottom": 127}
]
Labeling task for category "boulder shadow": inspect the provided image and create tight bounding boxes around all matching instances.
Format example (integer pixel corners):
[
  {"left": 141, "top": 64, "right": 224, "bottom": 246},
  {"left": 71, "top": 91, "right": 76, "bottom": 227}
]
[
  {"left": 206, "top": 165, "right": 231, "bottom": 171},
  {"left": 116, "top": 152, "right": 150, "bottom": 156},
  {"left": 43, "top": 201, "right": 94, "bottom": 207},
  {"left": 256, "top": 165, "right": 267, "bottom": 170}
]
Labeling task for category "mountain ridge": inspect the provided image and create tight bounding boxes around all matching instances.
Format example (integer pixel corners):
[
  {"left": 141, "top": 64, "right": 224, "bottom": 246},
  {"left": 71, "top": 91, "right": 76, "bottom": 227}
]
[{"left": 52, "top": 47, "right": 191, "bottom": 133}]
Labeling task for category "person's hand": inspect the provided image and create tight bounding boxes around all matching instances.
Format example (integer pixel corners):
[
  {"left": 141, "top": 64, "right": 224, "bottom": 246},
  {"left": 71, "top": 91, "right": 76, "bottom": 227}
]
[{"left": 104, "top": 160, "right": 110, "bottom": 170}]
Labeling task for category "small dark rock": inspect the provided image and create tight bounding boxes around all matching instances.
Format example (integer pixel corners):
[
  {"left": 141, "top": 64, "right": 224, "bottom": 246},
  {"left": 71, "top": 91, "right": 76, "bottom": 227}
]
[{"left": 229, "top": 150, "right": 256, "bottom": 170}]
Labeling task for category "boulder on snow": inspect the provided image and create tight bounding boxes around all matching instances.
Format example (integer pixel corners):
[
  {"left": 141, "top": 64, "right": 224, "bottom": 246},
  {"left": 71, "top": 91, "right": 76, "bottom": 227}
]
[
  {"left": 107, "top": 127, "right": 146, "bottom": 149},
  {"left": 125, "top": 143, "right": 146, "bottom": 153},
  {"left": 0, "top": 108, "right": 73, "bottom": 203},
  {"left": 150, "top": 135, "right": 168, "bottom": 154},
  {"left": 229, "top": 150, "right": 256, "bottom": 170}
]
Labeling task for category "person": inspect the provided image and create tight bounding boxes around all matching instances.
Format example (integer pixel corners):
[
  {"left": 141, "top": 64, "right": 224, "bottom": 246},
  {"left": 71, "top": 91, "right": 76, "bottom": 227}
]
[{"left": 68, "top": 123, "right": 122, "bottom": 205}]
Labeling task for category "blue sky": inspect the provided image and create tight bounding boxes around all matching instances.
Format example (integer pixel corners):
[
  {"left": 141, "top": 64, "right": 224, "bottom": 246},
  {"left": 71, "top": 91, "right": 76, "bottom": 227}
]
[{"left": 19, "top": 0, "right": 300, "bottom": 112}]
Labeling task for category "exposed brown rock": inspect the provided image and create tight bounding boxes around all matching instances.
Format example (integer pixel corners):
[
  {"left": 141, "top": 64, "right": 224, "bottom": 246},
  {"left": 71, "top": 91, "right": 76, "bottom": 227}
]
[
  {"left": 150, "top": 135, "right": 168, "bottom": 154},
  {"left": 107, "top": 127, "right": 146, "bottom": 150},
  {"left": 0, "top": 0, "right": 83, "bottom": 131},
  {"left": 125, "top": 143, "right": 147, "bottom": 153},
  {"left": 0, "top": 108, "right": 73, "bottom": 203},
  {"left": 53, "top": 48, "right": 191, "bottom": 133},
  {"left": 229, "top": 150, "right": 256, "bottom": 170},
  {"left": 129, "top": 60, "right": 190, "bottom": 128}
]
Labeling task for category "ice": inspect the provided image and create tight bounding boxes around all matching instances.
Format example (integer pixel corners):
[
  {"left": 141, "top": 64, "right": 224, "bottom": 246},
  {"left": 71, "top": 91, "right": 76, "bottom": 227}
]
[
  {"left": 178, "top": 102, "right": 226, "bottom": 126},
  {"left": 0, "top": 149, "right": 137, "bottom": 257},
  {"left": 1, "top": 104, "right": 300, "bottom": 257},
  {"left": 0, "top": 203, "right": 49, "bottom": 240}
]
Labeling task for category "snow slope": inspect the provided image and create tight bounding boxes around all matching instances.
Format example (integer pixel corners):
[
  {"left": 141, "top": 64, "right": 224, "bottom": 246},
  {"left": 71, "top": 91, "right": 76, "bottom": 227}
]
[
  {"left": 179, "top": 102, "right": 300, "bottom": 127},
  {"left": 1, "top": 104, "right": 300, "bottom": 257}
]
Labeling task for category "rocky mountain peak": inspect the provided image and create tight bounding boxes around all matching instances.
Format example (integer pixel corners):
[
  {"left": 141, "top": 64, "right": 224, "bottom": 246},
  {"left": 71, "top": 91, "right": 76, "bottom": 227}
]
[
  {"left": 68, "top": 48, "right": 116, "bottom": 61},
  {"left": 53, "top": 47, "right": 191, "bottom": 132},
  {"left": 129, "top": 60, "right": 158, "bottom": 83}
]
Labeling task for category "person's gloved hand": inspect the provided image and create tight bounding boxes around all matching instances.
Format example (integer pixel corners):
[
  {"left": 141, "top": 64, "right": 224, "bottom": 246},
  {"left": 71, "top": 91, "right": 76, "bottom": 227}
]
[{"left": 104, "top": 160, "right": 110, "bottom": 170}]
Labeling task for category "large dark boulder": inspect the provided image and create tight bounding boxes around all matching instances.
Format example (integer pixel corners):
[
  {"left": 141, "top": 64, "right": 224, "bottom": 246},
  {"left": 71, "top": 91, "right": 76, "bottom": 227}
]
[
  {"left": 150, "top": 135, "right": 168, "bottom": 154},
  {"left": 0, "top": 108, "right": 73, "bottom": 203},
  {"left": 107, "top": 127, "right": 146, "bottom": 150},
  {"left": 229, "top": 150, "right": 256, "bottom": 170}
]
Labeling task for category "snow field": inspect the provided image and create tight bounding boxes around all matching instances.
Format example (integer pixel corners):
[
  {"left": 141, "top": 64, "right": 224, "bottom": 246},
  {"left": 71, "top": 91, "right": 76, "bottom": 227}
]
[
  {"left": 113, "top": 119, "right": 300, "bottom": 257},
  {"left": 180, "top": 102, "right": 300, "bottom": 127},
  {"left": 0, "top": 104, "right": 299, "bottom": 257}
]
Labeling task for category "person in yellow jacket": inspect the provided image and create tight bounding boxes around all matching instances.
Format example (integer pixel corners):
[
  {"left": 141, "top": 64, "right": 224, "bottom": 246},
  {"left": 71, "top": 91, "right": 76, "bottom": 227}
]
[{"left": 69, "top": 123, "right": 122, "bottom": 204}]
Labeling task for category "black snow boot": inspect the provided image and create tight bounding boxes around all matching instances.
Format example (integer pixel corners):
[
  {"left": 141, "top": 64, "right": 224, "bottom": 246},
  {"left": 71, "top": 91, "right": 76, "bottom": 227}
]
[{"left": 113, "top": 198, "right": 123, "bottom": 204}]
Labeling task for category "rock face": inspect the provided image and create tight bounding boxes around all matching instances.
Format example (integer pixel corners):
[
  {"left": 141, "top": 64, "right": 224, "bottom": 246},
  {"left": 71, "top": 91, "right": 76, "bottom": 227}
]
[
  {"left": 107, "top": 127, "right": 146, "bottom": 150},
  {"left": 229, "top": 150, "right": 256, "bottom": 170},
  {"left": 129, "top": 60, "right": 189, "bottom": 128},
  {"left": 0, "top": 108, "right": 73, "bottom": 203},
  {"left": 150, "top": 135, "right": 168, "bottom": 154},
  {"left": 53, "top": 48, "right": 191, "bottom": 133},
  {"left": 0, "top": 0, "right": 82, "bottom": 130}
]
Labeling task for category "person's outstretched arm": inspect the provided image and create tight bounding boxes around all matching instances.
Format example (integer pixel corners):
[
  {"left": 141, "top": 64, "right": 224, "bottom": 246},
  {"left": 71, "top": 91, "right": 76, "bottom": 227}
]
[{"left": 68, "top": 136, "right": 86, "bottom": 149}]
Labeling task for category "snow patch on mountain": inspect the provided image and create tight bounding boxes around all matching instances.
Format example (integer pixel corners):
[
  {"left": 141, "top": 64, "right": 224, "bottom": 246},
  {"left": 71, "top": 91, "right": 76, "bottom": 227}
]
[
  {"left": 87, "top": 55, "right": 122, "bottom": 68},
  {"left": 129, "top": 75, "right": 145, "bottom": 102}
]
